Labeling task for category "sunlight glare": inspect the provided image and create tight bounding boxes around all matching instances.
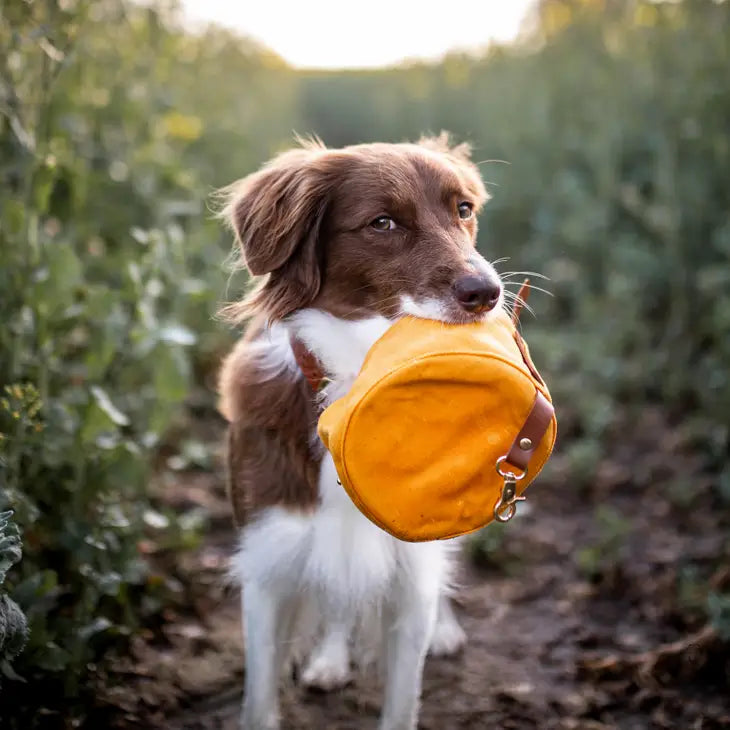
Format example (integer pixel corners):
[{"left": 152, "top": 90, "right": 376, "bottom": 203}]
[{"left": 179, "top": 0, "right": 535, "bottom": 69}]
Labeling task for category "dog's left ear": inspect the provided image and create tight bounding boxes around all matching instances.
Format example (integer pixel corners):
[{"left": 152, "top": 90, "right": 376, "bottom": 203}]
[
  {"left": 222, "top": 148, "right": 329, "bottom": 276},
  {"left": 417, "top": 131, "right": 473, "bottom": 162},
  {"left": 219, "top": 146, "right": 332, "bottom": 321},
  {"left": 418, "top": 132, "right": 489, "bottom": 208}
]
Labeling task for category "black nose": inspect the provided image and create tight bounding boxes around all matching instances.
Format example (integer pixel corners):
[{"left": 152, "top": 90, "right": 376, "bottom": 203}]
[{"left": 452, "top": 274, "right": 501, "bottom": 313}]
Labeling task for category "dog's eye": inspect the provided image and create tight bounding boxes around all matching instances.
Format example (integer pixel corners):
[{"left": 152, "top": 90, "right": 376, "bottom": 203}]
[
  {"left": 458, "top": 202, "right": 474, "bottom": 220},
  {"left": 370, "top": 215, "right": 396, "bottom": 231}
]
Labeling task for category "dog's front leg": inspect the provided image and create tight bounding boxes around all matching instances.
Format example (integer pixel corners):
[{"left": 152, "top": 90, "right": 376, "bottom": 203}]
[
  {"left": 379, "top": 577, "right": 440, "bottom": 730},
  {"left": 241, "top": 579, "right": 287, "bottom": 730}
]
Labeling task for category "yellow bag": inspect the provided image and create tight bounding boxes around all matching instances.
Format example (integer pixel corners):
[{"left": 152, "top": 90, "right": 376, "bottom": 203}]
[{"left": 317, "top": 292, "right": 557, "bottom": 542}]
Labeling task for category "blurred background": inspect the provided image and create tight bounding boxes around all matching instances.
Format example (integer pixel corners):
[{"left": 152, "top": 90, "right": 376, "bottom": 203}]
[{"left": 1, "top": 0, "right": 729, "bottom": 727}]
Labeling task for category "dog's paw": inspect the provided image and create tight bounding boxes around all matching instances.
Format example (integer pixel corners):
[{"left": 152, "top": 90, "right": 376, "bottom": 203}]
[
  {"left": 240, "top": 706, "right": 280, "bottom": 730},
  {"left": 301, "top": 651, "right": 351, "bottom": 692},
  {"left": 429, "top": 611, "right": 467, "bottom": 657}
]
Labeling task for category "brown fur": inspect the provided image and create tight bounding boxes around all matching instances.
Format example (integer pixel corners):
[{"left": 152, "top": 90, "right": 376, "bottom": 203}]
[
  {"left": 218, "top": 133, "right": 490, "bottom": 525},
  {"left": 219, "top": 320, "right": 321, "bottom": 526}
]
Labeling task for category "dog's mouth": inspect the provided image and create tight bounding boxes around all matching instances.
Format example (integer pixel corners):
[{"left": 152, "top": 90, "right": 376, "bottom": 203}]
[
  {"left": 399, "top": 287, "right": 505, "bottom": 325},
  {"left": 445, "top": 304, "right": 502, "bottom": 325}
]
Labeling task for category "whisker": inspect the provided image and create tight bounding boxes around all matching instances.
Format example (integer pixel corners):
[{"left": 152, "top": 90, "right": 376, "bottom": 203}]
[
  {"left": 475, "top": 159, "right": 510, "bottom": 167},
  {"left": 498, "top": 270, "right": 551, "bottom": 281},
  {"left": 504, "top": 303, "right": 534, "bottom": 318},
  {"left": 506, "top": 282, "right": 554, "bottom": 298},
  {"left": 502, "top": 292, "right": 535, "bottom": 318},
  {"left": 504, "top": 304, "right": 535, "bottom": 321}
]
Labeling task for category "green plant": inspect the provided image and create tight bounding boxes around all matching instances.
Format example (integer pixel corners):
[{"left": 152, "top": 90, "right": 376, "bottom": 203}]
[
  {"left": 707, "top": 592, "right": 730, "bottom": 641},
  {"left": 576, "top": 505, "right": 633, "bottom": 581},
  {"left": 0, "top": 510, "right": 28, "bottom": 683},
  {"left": 466, "top": 521, "right": 513, "bottom": 570},
  {"left": 0, "top": 0, "right": 219, "bottom": 718}
]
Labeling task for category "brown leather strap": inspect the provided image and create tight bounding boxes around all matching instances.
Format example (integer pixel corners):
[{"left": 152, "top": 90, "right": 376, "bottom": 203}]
[
  {"left": 511, "top": 278, "right": 531, "bottom": 325},
  {"left": 505, "top": 390, "right": 554, "bottom": 472},
  {"left": 290, "top": 337, "right": 326, "bottom": 392},
  {"left": 514, "top": 330, "right": 545, "bottom": 385}
]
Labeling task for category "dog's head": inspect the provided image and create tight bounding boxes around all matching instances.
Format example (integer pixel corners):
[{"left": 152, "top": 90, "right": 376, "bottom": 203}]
[{"left": 220, "top": 133, "right": 502, "bottom": 325}]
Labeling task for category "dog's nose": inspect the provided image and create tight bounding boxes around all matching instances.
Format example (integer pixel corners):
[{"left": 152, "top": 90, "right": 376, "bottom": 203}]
[{"left": 452, "top": 274, "right": 501, "bottom": 313}]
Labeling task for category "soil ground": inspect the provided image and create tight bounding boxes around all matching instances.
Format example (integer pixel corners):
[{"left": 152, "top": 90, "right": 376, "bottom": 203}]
[{"left": 109, "top": 408, "right": 730, "bottom": 730}]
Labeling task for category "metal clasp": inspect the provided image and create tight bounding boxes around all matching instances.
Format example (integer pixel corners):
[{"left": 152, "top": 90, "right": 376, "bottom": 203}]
[{"left": 493, "top": 456, "right": 527, "bottom": 523}]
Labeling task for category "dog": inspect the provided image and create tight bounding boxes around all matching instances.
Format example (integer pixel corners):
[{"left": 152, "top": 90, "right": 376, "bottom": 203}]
[{"left": 217, "top": 133, "right": 504, "bottom": 730}]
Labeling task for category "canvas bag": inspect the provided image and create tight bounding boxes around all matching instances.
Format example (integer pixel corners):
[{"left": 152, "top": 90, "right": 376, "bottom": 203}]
[{"left": 317, "top": 286, "right": 557, "bottom": 542}]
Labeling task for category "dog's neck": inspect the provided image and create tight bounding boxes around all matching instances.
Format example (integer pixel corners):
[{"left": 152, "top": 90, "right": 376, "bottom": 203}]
[
  {"left": 284, "top": 308, "right": 393, "bottom": 403},
  {"left": 289, "top": 336, "right": 326, "bottom": 391}
]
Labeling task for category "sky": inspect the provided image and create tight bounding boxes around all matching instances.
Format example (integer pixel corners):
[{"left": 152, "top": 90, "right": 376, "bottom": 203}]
[{"left": 179, "top": 0, "right": 535, "bottom": 69}]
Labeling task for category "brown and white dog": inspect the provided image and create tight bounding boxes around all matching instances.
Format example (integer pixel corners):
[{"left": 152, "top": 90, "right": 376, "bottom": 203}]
[{"left": 218, "top": 134, "right": 504, "bottom": 730}]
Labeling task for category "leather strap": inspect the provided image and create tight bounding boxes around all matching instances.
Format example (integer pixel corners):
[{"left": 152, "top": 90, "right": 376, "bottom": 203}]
[
  {"left": 505, "top": 390, "right": 554, "bottom": 472},
  {"left": 290, "top": 337, "right": 326, "bottom": 392},
  {"left": 511, "top": 278, "right": 530, "bottom": 325}
]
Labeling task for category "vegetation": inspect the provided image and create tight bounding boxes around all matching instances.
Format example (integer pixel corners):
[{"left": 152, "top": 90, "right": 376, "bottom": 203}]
[
  {"left": 0, "top": 0, "right": 728, "bottom": 724},
  {"left": 0, "top": 509, "right": 27, "bottom": 680}
]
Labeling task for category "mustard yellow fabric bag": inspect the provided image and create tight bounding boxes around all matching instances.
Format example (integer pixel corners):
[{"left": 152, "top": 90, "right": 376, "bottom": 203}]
[{"left": 317, "top": 300, "right": 557, "bottom": 542}]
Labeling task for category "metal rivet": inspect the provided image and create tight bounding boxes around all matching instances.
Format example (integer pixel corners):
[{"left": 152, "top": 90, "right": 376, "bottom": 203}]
[
  {"left": 519, "top": 437, "right": 532, "bottom": 450},
  {"left": 336, "top": 478, "right": 342, "bottom": 486}
]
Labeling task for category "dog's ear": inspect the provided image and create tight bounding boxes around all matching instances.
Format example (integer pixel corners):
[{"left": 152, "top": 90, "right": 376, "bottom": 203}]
[
  {"left": 418, "top": 132, "right": 489, "bottom": 208},
  {"left": 218, "top": 145, "right": 333, "bottom": 322},
  {"left": 222, "top": 148, "right": 329, "bottom": 276},
  {"left": 418, "top": 131, "right": 472, "bottom": 163}
]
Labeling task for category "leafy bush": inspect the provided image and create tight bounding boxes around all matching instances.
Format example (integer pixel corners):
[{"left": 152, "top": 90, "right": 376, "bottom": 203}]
[
  {"left": 0, "top": 510, "right": 28, "bottom": 682},
  {"left": 575, "top": 505, "right": 633, "bottom": 582},
  {"left": 707, "top": 591, "right": 730, "bottom": 641},
  {"left": 0, "top": 0, "right": 235, "bottom": 717}
]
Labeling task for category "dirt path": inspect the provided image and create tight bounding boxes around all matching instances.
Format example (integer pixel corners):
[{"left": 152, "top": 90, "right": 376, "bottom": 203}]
[{"left": 115, "top": 437, "right": 729, "bottom": 730}]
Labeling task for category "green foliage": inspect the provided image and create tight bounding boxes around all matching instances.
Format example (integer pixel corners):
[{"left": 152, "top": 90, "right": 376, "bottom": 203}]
[
  {"left": 0, "top": 0, "right": 238, "bottom": 716},
  {"left": 707, "top": 592, "right": 730, "bottom": 641},
  {"left": 0, "top": 594, "right": 28, "bottom": 675},
  {"left": 677, "top": 565, "right": 730, "bottom": 640},
  {"left": 576, "top": 505, "right": 633, "bottom": 581},
  {"left": 0, "top": 510, "right": 28, "bottom": 680},
  {"left": 0, "top": 510, "right": 23, "bottom": 591},
  {"left": 466, "top": 521, "right": 511, "bottom": 570}
]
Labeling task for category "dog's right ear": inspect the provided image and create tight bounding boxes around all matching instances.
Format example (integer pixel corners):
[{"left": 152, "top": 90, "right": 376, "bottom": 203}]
[{"left": 221, "top": 148, "right": 328, "bottom": 276}]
